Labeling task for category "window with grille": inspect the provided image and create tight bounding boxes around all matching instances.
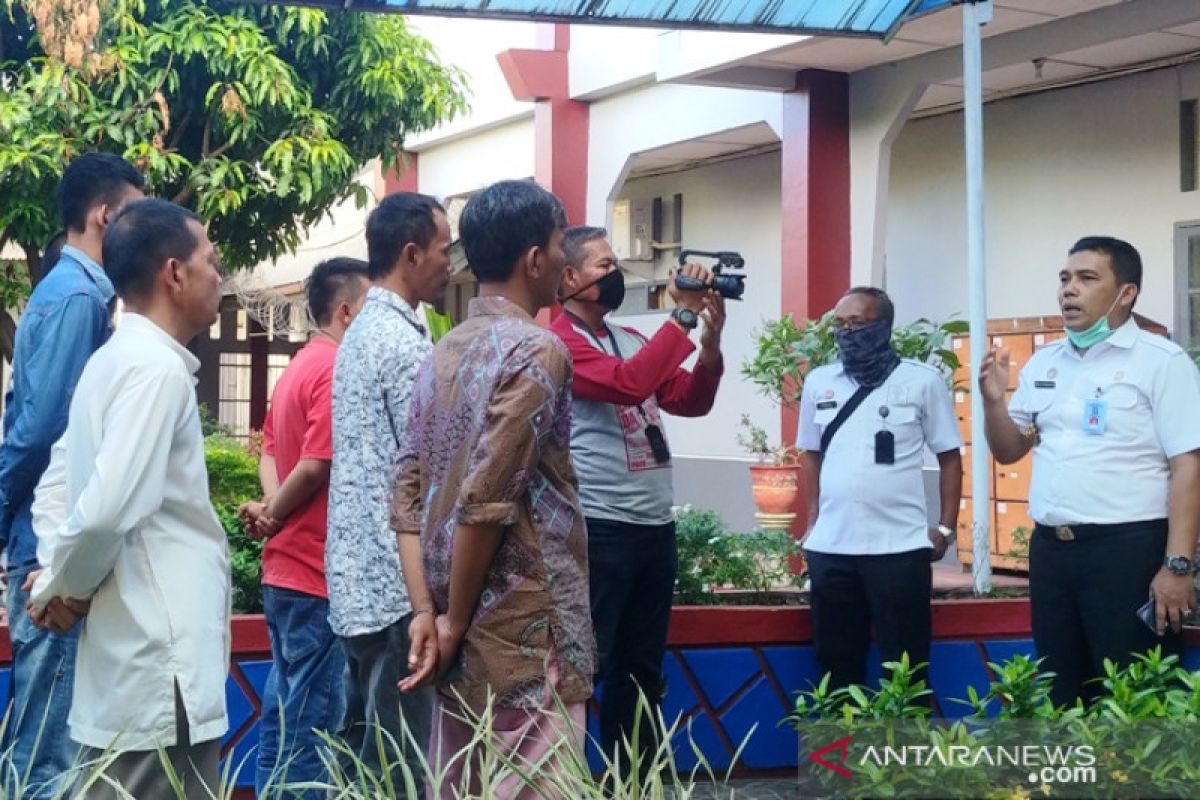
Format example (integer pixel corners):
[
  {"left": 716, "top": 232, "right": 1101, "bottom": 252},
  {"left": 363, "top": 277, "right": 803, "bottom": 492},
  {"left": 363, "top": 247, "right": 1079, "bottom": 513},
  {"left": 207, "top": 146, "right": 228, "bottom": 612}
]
[
  {"left": 1176, "top": 223, "right": 1200, "bottom": 359},
  {"left": 218, "top": 352, "right": 252, "bottom": 439}
]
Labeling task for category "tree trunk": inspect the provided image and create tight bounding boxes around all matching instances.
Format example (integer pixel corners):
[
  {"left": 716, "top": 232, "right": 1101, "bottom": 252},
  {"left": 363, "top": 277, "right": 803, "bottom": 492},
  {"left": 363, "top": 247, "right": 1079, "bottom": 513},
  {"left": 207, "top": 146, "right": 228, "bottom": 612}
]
[{"left": 0, "top": 310, "right": 16, "bottom": 364}]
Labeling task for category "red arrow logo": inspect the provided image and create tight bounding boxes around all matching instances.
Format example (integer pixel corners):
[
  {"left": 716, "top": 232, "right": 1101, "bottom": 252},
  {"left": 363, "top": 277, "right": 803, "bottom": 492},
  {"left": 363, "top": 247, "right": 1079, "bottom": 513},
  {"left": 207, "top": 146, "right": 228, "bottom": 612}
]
[{"left": 810, "top": 735, "right": 853, "bottom": 778}]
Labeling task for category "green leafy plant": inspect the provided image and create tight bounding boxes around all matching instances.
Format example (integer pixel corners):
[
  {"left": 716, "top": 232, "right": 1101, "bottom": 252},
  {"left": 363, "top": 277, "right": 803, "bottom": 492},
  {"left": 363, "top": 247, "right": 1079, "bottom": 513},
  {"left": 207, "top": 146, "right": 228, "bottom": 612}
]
[
  {"left": 0, "top": 0, "right": 467, "bottom": 360},
  {"left": 736, "top": 413, "right": 801, "bottom": 465},
  {"left": 204, "top": 434, "right": 263, "bottom": 613},
  {"left": 673, "top": 506, "right": 800, "bottom": 604},
  {"left": 791, "top": 649, "right": 1200, "bottom": 799},
  {"left": 1003, "top": 525, "right": 1033, "bottom": 561}
]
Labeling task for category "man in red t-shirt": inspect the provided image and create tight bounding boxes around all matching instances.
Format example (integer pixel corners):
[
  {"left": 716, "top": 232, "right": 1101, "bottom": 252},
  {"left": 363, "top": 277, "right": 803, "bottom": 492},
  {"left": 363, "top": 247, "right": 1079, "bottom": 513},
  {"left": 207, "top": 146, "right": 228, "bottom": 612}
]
[{"left": 239, "top": 257, "right": 369, "bottom": 798}]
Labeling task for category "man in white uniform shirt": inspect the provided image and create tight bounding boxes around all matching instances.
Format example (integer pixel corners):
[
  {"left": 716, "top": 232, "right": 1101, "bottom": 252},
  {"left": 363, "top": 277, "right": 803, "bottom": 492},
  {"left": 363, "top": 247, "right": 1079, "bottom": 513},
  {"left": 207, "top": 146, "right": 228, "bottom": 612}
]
[
  {"left": 981, "top": 236, "right": 1200, "bottom": 707},
  {"left": 799, "top": 287, "right": 962, "bottom": 695},
  {"left": 30, "top": 198, "right": 229, "bottom": 799}
]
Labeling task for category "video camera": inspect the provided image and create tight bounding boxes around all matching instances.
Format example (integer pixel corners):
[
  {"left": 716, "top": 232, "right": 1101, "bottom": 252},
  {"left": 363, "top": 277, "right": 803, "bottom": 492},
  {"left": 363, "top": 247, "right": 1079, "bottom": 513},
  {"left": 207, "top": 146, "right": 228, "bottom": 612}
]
[{"left": 674, "top": 250, "right": 747, "bottom": 301}]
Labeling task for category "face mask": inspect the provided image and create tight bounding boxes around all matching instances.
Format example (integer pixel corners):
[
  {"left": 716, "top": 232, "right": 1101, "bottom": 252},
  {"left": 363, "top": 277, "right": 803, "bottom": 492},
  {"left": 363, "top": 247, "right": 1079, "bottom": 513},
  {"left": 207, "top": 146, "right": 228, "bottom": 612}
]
[
  {"left": 562, "top": 268, "right": 625, "bottom": 311},
  {"left": 1065, "top": 289, "right": 1125, "bottom": 350},
  {"left": 835, "top": 319, "right": 899, "bottom": 389}
]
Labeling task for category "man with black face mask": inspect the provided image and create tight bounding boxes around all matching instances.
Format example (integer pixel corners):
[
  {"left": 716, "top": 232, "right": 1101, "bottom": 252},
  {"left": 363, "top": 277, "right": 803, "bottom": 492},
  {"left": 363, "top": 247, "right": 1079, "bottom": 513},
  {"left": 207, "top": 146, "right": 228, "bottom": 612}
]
[
  {"left": 797, "top": 287, "right": 962, "bottom": 697},
  {"left": 550, "top": 225, "right": 725, "bottom": 777}
]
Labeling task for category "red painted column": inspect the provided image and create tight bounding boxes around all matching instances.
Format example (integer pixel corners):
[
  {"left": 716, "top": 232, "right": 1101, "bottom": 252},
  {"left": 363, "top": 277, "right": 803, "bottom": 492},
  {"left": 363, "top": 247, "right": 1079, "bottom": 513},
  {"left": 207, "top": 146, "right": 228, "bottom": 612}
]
[
  {"left": 780, "top": 70, "right": 850, "bottom": 539},
  {"left": 498, "top": 23, "right": 589, "bottom": 323},
  {"left": 781, "top": 69, "right": 851, "bottom": 447},
  {"left": 497, "top": 23, "right": 588, "bottom": 224},
  {"left": 383, "top": 153, "right": 419, "bottom": 194}
]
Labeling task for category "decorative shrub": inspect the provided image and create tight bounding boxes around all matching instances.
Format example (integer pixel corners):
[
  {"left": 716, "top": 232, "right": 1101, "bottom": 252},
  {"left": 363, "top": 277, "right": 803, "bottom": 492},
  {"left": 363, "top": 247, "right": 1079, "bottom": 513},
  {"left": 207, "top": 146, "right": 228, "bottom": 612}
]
[
  {"left": 674, "top": 506, "right": 800, "bottom": 605},
  {"left": 205, "top": 434, "right": 263, "bottom": 614},
  {"left": 790, "top": 648, "right": 1200, "bottom": 798}
]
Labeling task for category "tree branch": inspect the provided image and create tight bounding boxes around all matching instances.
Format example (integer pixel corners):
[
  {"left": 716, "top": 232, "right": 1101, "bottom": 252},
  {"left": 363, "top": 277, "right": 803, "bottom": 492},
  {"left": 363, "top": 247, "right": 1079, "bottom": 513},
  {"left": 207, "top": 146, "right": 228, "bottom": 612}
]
[
  {"left": 169, "top": 107, "right": 194, "bottom": 150},
  {"left": 202, "top": 116, "right": 212, "bottom": 156},
  {"left": 173, "top": 185, "right": 197, "bottom": 205}
]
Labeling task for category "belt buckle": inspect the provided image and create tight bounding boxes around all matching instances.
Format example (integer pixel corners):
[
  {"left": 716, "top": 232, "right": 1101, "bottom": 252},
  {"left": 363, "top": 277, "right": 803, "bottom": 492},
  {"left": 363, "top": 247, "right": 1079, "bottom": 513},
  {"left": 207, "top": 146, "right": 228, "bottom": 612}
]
[{"left": 1055, "top": 525, "right": 1075, "bottom": 542}]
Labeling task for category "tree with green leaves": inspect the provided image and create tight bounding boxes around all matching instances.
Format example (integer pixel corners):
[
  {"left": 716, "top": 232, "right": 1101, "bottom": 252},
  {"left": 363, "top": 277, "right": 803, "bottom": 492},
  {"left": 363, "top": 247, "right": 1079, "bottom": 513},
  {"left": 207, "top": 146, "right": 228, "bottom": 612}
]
[{"left": 0, "top": 0, "right": 467, "bottom": 357}]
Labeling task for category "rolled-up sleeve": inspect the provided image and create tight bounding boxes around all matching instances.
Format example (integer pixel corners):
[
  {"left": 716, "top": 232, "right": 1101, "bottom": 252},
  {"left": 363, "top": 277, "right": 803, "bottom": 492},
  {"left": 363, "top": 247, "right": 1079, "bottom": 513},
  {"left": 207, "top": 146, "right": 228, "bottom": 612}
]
[{"left": 456, "top": 338, "right": 571, "bottom": 526}]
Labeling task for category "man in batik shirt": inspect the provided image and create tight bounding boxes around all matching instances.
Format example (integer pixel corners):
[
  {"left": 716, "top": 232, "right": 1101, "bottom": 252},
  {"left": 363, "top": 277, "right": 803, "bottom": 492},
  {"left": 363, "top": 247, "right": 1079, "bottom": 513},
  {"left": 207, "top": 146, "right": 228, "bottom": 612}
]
[{"left": 392, "top": 180, "right": 596, "bottom": 800}]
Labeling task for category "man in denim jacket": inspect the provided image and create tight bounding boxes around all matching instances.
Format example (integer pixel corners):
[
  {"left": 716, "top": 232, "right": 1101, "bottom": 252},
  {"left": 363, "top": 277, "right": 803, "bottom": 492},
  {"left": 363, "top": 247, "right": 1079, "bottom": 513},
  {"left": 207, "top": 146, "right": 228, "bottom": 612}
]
[{"left": 0, "top": 153, "right": 143, "bottom": 798}]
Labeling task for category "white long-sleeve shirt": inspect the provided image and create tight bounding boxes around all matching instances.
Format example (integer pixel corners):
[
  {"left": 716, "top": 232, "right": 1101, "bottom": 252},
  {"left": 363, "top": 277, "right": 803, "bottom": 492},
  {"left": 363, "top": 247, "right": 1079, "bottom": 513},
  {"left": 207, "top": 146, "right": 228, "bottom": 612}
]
[
  {"left": 31, "top": 313, "right": 231, "bottom": 751},
  {"left": 32, "top": 436, "right": 66, "bottom": 570}
]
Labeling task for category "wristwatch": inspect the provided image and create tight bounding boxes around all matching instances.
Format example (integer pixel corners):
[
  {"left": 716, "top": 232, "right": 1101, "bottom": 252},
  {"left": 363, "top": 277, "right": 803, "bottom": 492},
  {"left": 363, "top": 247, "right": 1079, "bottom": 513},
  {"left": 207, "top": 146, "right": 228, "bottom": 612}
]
[
  {"left": 671, "top": 306, "right": 699, "bottom": 330},
  {"left": 937, "top": 524, "right": 956, "bottom": 545},
  {"left": 1163, "top": 554, "right": 1195, "bottom": 575}
]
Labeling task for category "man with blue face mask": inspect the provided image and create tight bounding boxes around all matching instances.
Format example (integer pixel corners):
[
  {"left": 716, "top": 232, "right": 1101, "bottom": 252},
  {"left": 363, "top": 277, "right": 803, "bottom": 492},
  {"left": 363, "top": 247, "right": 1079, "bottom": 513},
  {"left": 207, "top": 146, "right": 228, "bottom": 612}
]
[
  {"left": 980, "top": 236, "right": 1200, "bottom": 707},
  {"left": 550, "top": 225, "right": 725, "bottom": 779},
  {"left": 798, "top": 287, "right": 963, "bottom": 697}
]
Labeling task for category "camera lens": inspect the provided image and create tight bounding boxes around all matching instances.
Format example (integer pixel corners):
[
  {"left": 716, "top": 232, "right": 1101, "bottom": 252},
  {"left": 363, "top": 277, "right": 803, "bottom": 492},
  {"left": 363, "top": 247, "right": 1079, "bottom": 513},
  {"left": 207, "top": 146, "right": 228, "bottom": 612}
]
[{"left": 713, "top": 275, "right": 745, "bottom": 300}]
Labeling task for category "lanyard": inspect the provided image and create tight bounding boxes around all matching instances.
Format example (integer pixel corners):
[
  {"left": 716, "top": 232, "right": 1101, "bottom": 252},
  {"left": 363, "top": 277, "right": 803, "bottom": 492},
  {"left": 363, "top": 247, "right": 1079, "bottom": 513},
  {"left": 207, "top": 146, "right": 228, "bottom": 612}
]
[{"left": 564, "top": 310, "right": 652, "bottom": 420}]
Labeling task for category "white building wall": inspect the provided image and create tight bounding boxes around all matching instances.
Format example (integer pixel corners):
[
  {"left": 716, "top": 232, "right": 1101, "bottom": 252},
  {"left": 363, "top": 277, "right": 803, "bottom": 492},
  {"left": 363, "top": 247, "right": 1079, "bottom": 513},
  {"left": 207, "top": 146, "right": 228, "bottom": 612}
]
[
  {"left": 614, "top": 151, "right": 783, "bottom": 463},
  {"left": 885, "top": 64, "right": 1200, "bottom": 334},
  {"left": 585, "top": 82, "right": 783, "bottom": 224},
  {"left": 416, "top": 116, "right": 536, "bottom": 199}
]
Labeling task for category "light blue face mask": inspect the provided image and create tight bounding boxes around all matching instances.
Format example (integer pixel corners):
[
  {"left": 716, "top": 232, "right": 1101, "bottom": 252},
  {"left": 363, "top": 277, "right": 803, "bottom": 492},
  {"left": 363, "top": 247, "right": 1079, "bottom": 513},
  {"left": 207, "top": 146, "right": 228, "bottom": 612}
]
[{"left": 1065, "top": 289, "right": 1127, "bottom": 350}]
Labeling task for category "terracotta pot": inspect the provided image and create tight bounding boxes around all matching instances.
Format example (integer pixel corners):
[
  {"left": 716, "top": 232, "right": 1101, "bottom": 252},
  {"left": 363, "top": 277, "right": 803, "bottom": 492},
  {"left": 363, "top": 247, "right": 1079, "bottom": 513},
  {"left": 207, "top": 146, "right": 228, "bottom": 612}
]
[{"left": 748, "top": 463, "right": 801, "bottom": 515}]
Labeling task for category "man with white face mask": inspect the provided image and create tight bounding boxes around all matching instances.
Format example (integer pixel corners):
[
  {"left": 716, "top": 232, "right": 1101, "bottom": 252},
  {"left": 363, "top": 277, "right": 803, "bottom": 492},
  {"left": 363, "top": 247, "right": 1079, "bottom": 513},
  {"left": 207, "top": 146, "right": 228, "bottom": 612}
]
[
  {"left": 981, "top": 236, "right": 1200, "bottom": 707},
  {"left": 550, "top": 225, "right": 725, "bottom": 778}
]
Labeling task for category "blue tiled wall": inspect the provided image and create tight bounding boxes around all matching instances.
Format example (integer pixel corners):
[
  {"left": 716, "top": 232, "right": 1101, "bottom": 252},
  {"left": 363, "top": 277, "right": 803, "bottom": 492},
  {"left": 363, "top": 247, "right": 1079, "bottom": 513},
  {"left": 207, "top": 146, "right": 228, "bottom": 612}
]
[{"left": 5, "top": 637, "right": 1198, "bottom": 787}]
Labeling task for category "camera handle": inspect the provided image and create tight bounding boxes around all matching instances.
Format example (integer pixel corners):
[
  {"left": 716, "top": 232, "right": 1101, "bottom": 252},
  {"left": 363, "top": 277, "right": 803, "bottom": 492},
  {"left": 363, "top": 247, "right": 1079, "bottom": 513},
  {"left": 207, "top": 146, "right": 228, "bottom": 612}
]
[{"left": 681, "top": 248, "right": 734, "bottom": 292}]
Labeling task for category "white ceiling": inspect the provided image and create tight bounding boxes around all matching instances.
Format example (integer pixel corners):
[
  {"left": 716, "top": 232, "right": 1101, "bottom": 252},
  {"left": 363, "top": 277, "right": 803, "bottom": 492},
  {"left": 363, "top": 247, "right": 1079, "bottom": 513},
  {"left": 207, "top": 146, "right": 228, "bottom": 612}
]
[
  {"left": 679, "top": 0, "right": 1200, "bottom": 113},
  {"left": 626, "top": 122, "right": 778, "bottom": 176}
]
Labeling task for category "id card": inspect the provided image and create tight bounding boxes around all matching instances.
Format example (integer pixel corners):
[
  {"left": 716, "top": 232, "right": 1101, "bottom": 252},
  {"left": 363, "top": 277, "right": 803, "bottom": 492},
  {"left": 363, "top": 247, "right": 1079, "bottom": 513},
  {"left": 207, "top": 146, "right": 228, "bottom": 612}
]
[{"left": 1082, "top": 398, "right": 1107, "bottom": 436}]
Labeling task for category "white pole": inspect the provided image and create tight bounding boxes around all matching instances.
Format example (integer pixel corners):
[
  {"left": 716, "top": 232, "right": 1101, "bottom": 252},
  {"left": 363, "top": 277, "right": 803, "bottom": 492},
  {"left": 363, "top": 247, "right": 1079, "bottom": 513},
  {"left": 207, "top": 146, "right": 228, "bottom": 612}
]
[{"left": 963, "top": 0, "right": 993, "bottom": 595}]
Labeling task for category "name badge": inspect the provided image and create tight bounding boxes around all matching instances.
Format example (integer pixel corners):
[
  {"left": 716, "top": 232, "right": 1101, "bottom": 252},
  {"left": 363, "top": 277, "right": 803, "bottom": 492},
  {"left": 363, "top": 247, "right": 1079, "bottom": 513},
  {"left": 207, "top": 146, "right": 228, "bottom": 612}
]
[
  {"left": 1082, "top": 398, "right": 1108, "bottom": 436},
  {"left": 1034, "top": 380, "right": 1056, "bottom": 389},
  {"left": 816, "top": 400, "right": 838, "bottom": 410}
]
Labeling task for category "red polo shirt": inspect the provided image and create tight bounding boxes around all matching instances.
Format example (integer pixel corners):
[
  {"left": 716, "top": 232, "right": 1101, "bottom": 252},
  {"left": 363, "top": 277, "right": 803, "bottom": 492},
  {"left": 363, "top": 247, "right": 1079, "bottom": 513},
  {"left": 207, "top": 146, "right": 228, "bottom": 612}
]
[{"left": 261, "top": 336, "right": 336, "bottom": 598}]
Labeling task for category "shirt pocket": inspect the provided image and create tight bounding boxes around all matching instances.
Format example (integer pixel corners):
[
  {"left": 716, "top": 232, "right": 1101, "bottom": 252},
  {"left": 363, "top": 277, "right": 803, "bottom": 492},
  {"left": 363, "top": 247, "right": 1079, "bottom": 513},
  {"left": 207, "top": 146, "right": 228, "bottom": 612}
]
[
  {"left": 885, "top": 403, "right": 924, "bottom": 451},
  {"left": 1098, "top": 381, "right": 1144, "bottom": 440}
]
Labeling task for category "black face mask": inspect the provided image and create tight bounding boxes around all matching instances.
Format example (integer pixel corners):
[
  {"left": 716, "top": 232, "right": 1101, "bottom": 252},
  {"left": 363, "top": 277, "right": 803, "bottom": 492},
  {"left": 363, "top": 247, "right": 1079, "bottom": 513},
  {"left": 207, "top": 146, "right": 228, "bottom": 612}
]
[{"left": 561, "top": 268, "right": 625, "bottom": 311}]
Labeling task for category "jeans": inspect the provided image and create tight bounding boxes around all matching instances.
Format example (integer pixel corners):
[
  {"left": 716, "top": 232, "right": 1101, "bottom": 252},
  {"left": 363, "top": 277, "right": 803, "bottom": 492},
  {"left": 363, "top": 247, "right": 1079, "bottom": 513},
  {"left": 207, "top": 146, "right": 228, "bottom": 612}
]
[
  {"left": 2, "top": 564, "right": 81, "bottom": 799},
  {"left": 587, "top": 518, "right": 677, "bottom": 777},
  {"left": 805, "top": 548, "right": 932, "bottom": 695},
  {"left": 255, "top": 586, "right": 347, "bottom": 799},
  {"left": 339, "top": 613, "right": 433, "bottom": 797}
]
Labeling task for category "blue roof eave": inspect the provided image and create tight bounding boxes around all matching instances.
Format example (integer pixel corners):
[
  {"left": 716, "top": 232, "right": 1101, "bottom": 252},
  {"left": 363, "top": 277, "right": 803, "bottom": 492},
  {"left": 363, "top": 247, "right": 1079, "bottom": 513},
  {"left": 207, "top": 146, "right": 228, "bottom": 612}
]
[{"left": 279, "top": 0, "right": 957, "bottom": 39}]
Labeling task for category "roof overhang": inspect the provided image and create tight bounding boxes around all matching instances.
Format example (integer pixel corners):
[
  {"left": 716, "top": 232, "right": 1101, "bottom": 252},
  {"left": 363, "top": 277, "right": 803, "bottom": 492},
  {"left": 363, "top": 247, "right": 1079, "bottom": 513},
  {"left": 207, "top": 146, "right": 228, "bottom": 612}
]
[{"left": 263, "top": 0, "right": 953, "bottom": 38}]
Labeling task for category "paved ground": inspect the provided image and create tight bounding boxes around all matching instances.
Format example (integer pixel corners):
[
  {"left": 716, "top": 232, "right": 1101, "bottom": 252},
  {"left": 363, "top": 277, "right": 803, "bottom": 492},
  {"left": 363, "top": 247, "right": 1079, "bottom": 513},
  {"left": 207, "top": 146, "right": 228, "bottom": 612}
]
[{"left": 675, "top": 778, "right": 811, "bottom": 799}]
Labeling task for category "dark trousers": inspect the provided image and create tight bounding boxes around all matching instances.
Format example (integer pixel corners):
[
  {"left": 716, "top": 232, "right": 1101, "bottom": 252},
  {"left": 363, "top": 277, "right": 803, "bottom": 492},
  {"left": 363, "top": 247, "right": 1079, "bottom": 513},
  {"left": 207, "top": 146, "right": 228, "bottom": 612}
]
[
  {"left": 1030, "top": 520, "right": 1180, "bottom": 708},
  {"left": 588, "top": 517, "right": 677, "bottom": 773},
  {"left": 338, "top": 614, "right": 434, "bottom": 796},
  {"left": 806, "top": 549, "right": 932, "bottom": 693}
]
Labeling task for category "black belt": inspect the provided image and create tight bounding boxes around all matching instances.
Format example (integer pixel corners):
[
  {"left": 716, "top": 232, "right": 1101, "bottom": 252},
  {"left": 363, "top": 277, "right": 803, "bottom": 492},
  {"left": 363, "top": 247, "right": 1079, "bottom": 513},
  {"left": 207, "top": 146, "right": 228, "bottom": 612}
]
[{"left": 1034, "top": 519, "right": 1168, "bottom": 542}]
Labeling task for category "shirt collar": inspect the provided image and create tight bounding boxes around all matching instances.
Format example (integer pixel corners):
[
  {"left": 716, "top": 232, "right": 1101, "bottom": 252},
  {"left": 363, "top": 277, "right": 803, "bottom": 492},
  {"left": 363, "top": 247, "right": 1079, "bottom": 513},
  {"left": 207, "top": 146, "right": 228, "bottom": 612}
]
[
  {"left": 1067, "top": 317, "right": 1139, "bottom": 360},
  {"left": 468, "top": 295, "right": 535, "bottom": 322},
  {"left": 366, "top": 286, "right": 426, "bottom": 335},
  {"left": 119, "top": 313, "right": 202, "bottom": 375},
  {"left": 1106, "top": 317, "right": 1139, "bottom": 349},
  {"left": 59, "top": 244, "right": 115, "bottom": 302}
]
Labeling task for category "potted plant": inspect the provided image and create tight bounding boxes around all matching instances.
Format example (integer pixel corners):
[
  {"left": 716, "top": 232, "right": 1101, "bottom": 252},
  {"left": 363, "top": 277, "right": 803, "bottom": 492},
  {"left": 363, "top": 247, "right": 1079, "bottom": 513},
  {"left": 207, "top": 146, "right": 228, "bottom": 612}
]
[{"left": 737, "top": 413, "right": 803, "bottom": 517}]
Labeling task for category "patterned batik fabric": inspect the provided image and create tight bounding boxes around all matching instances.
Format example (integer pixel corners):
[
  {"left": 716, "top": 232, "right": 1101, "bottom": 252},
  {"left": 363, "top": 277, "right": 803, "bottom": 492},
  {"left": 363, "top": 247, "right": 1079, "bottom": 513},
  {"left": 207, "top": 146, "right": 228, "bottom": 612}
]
[
  {"left": 392, "top": 295, "right": 596, "bottom": 712},
  {"left": 327, "top": 287, "right": 432, "bottom": 637}
]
